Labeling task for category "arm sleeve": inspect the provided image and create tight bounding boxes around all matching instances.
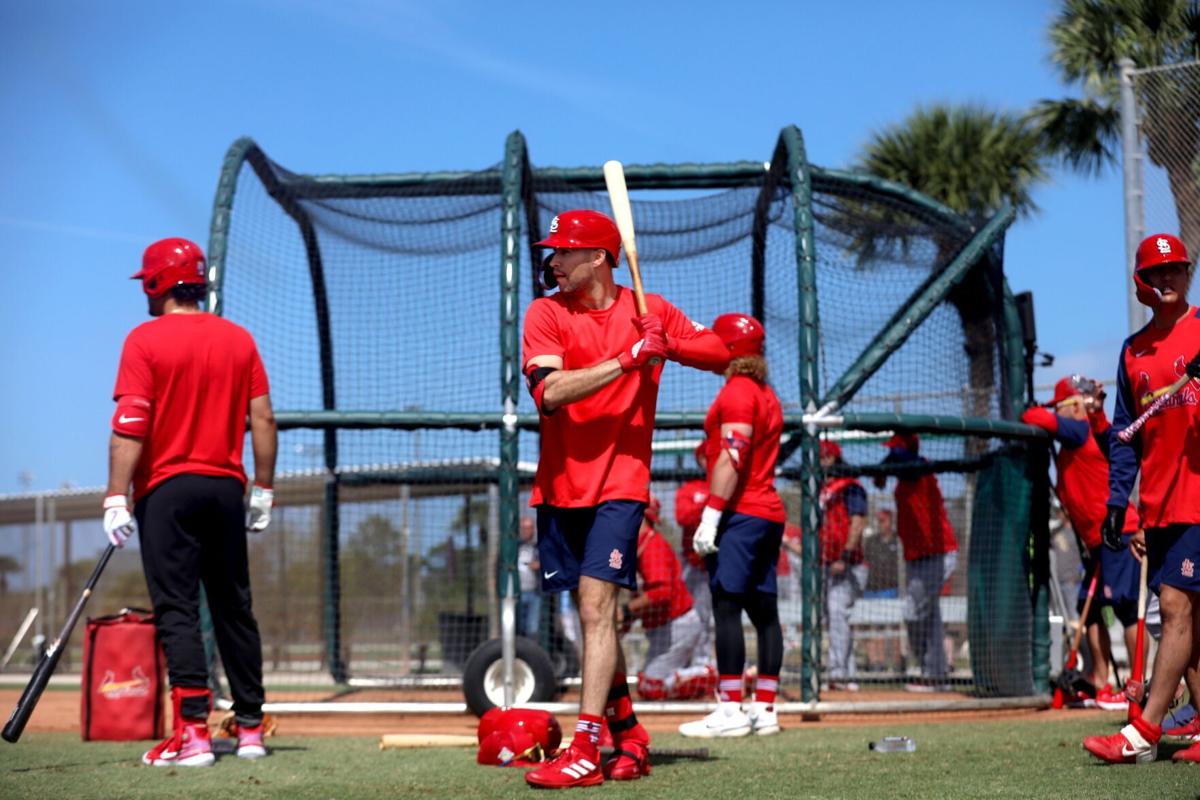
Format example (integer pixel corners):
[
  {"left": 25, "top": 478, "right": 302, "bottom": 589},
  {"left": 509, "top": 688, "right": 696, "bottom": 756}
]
[
  {"left": 658, "top": 299, "right": 730, "bottom": 372},
  {"left": 521, "top": 300, "right": 564, "bottom": 369},
  {"left": 844, "top": 483, "right": 868, "bottom": 516},
  {"left": 1107, "top": 345, "right": 1142, "bottom": 509},
  {"left": 112, "top": 333, "right": 154, "bottom": 401}
]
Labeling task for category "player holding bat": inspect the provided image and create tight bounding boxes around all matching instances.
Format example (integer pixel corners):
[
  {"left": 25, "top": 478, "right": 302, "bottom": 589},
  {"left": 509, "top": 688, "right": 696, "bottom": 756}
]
[
  {"left": 1084, "top": 233, "right": 1200, "bottom": 764},
  {"left": 521, "top": 209, "right": 729, "bottom": 788},
  {"left": 104, "top": 238, "right": 277, "bottom": 768}
]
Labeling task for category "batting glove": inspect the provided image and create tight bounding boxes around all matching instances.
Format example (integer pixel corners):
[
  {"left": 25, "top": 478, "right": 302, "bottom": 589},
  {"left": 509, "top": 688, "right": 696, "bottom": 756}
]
[
  {"left": 692, "top": 506, "right": 722, "bottom": 557},
  {"left": 102, "top": 494, "right": 137, "bottom": 548},
  {"left": 1100, "top": 506, "right": 1126, "bottom": 552},
  {"left": 617, "top": 314, "right": 667, "bottom": 372},
  {"left": 1186, "top": 351, "right": 1200, "bottom": 380},
  {"left": 247, "top": 484, "right": 274, "bottom": 533}
]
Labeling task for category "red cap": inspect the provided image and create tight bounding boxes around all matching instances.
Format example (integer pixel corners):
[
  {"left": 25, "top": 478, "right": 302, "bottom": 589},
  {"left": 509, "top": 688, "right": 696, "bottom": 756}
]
[
  {"left": 819, "top": 440, "right": 842, "bottom": 460},
  {"left": 534, "top": 210, "right": 622, "bottom": 267},
  {"left": 712, "top": 313, "right": 765, "bottom": 358},
  {"left": 1048, "top": 377, "right": 1081, "bottom": 406},
  {"left": 1135, "top": 233, "right": 1191, "bottom": 271},
  {"left": 132, "top": 237, "right": 207, "bottom": 298},
  {"left": 477, "top": 729, "right": 543, "bottom": 767},
  {"left": 883, "top": 432, "right": 919, "bottom": 451}
]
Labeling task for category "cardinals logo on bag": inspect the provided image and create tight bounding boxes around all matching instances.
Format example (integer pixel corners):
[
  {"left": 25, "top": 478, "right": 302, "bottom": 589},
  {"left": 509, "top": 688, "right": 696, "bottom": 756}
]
[
  {"left": 609, "top": 549, "right": 623, "bottom": 569},
  {"left": 1183, "top": 559, "right": 1195, "bottom": 579},
  {"left": 98, "top": 666, "right": 151, "bottom": 700}
]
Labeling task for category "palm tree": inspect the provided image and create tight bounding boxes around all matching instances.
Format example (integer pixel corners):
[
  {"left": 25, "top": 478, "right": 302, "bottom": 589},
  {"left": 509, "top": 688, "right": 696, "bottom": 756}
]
[
  {"left": 1030, "top": 0, "right": 1200, "bottom": 253},
  {"left": 854, "top": 105, "right": 1048, "bottom": 424}
]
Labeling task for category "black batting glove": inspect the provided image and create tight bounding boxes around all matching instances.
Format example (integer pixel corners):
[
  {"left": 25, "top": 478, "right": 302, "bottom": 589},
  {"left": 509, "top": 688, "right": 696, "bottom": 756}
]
[
  {"left": 1186, "top": 351, "right": 1200, "bottom": 380},
  {"left": 1101, "top": 506, "right": 1127, "bottom": 552}
]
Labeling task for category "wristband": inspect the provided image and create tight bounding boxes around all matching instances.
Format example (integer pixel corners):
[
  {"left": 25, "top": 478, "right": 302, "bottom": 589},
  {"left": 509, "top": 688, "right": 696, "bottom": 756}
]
[{"left": 706, "top": 495, "right": 727, "bottom": 512}]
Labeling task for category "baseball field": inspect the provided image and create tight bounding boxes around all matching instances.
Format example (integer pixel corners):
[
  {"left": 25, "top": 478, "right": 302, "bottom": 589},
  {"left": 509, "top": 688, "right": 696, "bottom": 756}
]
[{"left": 2, "top": 703, "right": 1197, "bottom": 799}]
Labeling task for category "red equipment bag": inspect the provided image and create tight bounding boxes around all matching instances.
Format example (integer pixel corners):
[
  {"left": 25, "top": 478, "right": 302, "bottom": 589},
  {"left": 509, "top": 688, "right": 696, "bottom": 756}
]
[{"left": 81, "top": 608, "right": 165, "bottom": 741}]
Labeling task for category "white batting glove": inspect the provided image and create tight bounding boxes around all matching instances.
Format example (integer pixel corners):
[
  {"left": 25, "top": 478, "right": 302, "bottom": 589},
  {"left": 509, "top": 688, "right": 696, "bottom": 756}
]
[
  {"left": 247, "top": 484, "right": 274, "bottom": 532},
  {"left": 692, "top": 506, "right": 722, "bottom": 557},
  {"left": 102, "top": 494, "right": 137, "bottom": 548}
]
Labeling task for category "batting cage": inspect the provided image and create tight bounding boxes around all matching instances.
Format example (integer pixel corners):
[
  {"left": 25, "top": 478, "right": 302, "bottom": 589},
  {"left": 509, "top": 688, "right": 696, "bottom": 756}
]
[{"left": 0, "top": 126, "right": 1054, "bottom": 715}]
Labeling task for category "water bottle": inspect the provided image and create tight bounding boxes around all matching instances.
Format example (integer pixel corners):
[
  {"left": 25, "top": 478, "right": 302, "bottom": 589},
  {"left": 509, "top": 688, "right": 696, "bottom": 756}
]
[{"left": 869, "top": 736, "right": 916, "bottom": 752}]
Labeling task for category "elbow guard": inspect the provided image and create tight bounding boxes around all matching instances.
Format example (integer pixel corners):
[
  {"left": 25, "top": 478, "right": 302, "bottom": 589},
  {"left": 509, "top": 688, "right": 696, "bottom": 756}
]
[
  {"left": 112, "top": 396, "right": 152, "bottom": 438},
  {"left": 525, "top": 366, "right": 558, "bottom": 415},
  {"left": 721, "top": 430, "right": 751, "bottom": 471}
]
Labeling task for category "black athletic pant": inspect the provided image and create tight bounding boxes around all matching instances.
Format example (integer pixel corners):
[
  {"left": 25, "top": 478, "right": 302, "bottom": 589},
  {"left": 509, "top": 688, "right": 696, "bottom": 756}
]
[
  {"left": 712, "top": 587, "right": 783, "bottom": 679},
  {"left": 135, "top": 474, "right": 264, "bottom": 722}
]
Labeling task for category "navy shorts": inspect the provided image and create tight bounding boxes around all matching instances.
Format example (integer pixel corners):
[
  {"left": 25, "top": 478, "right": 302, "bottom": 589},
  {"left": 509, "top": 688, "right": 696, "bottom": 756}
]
[
  {"left": 1147, "top": 524, "right": 1200, "bottom": 595},
  {"left": 1076, "top": 539, "right": 1140, "bottom": 628},
  {"left": 536, "top": 501, "right": 643, "bottom": 592},
  {"left": 705, "top": 512, "right": 784, "bottom": 596}
]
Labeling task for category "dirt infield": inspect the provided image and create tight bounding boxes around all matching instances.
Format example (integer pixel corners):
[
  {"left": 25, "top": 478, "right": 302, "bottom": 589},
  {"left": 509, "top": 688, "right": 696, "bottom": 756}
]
[{"left": 3, "top": 688, "right": 1088, "bottom": 740}]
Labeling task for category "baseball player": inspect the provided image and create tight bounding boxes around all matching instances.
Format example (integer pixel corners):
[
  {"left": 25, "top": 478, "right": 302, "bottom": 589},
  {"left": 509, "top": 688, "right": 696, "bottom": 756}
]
[
  {"left": 675, "top": 446, "right": 716, "bottom": 657},
  {"left": 816, "top": 440, "right": 868, "bottom": 692},
  {"left": 520, "top": 210, "right": 730, "bottom": 788},
  {"left": 624, "top": 497, "right": 716, "bottom": 701},
  {"left": 102, "top": 238, "right": 277, "bottom": 767},
  {"left": 1021, "top": 375, "right": 1142, "bottom": 710},
  {"left": 679, "top": 313, "right": 786, "bottom": 739},
  {"left": 1084, "top": 233, "right": 1200, "bottom": 764},
  {"left": 873, "top": 433, "right": 959, "bottom": 691}
]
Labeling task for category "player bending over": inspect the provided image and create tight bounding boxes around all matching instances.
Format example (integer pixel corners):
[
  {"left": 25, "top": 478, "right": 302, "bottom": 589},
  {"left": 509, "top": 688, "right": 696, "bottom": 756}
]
[
  {"left": 103, "top": 238, "right": 277, "bottom": 767},
  {"left": 1084, "top": 233, "right": 1200, "bottom": 764},
  {"left": 521, "top": 210, "right": 730, "bottom": 788},
  {"left": 679, "top": 313, "right": 786, "bottom": 739},
  {"left": 624, "top": 495, "right": 716, "bottom": 701},
  {"left": 1021, "top": 375, "right": 1142, "bottom": 710}
]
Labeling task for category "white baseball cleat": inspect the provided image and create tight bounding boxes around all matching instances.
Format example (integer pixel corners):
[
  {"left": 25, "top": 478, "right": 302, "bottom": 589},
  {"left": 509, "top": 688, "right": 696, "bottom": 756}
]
[
  {"left": 678, "top": 703, "right": 752, "bottom": 738},
  {"left": 749, "top": 702, "right": 780, "bottom": 736}
]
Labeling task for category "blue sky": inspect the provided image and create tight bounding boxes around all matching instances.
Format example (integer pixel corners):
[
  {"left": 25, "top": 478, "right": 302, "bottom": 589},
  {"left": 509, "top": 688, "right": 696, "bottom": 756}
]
[{"left": 0, "top": 0, "right": 1185, "bottom": 494}]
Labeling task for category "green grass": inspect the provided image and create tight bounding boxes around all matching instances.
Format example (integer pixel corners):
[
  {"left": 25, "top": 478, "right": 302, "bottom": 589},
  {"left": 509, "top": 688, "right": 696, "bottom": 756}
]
[{"left": 1, "top": 716, "right": 1196, "bottom": 800}]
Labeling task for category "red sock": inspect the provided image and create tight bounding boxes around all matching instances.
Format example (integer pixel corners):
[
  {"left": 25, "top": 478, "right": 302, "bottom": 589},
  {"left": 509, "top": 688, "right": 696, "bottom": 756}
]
[
  {"left": 1131, "top": 714, "right": 1162, "bottom": 743},
  {"left": 718, "top": 674, "right": 743, "bottom": 704},
  {"left": 606, "top": 673, "right": 649, "bottom": 744},
  {"left": 755, "top": 674, "right": 779, "bottom": 706},
  {"left": 572, "top": 713, "right": 603, "bottom": 758}
]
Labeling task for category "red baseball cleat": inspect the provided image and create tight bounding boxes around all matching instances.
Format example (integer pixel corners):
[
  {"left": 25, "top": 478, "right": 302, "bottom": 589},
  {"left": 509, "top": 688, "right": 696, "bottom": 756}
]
[
  {"left": 1082, "top": 718, "right": 1160, "bottom": 765},
  {"left": 604, "top": 739, "right": 651, "bottom": 781},
  {"left": 525, "top": 743, "right": 604, "bottom": 789},
  {"left": 1096, "top": 684, "right": 1129, "bottom": 711},
  {"left": 1172, "top": 740, "right": 1200, "bottom": 762},
  {"left": 1165, "top": 715, "right": 1200, "bottom": 742}
]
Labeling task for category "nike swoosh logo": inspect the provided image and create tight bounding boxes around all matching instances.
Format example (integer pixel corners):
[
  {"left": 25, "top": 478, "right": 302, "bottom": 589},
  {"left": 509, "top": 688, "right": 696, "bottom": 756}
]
[
  {"left": 118, "top": 415, "right": 145, "bottom": 424},
  {"left": 1121, "top": 744, "right": 1140, "bottom": 757},
  {"left": 543, "top": 570, "right": 558, "bottom": 580}
]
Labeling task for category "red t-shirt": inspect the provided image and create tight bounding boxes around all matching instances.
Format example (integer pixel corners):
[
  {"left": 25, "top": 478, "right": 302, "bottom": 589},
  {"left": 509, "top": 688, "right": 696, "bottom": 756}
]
[
  {"left": 817, "top": 477, "right": 867, "bottom": 564},
  {"left": 635, "top": 527, "right": 693, "bottom": 629},
  {"left": 778, "top": 522, "right": 801, "bottom": 577},
  {"left": 674, "top": 479, "right": 710, "bottom": 569},
  {"left": 700, "top": 375, "right": 786, "bottom": 522},
  {"left": 1118, "top": 308, "right": 1200, "bottom": 527},
  {"left": 523, "top": 287, "right": 710, "bottom": 507},
  {"left": 113, "top": 314, "right": 269, "bottom": 501},
  {"left": 893, "top": 473, "right": 958, "bottom": 561}
]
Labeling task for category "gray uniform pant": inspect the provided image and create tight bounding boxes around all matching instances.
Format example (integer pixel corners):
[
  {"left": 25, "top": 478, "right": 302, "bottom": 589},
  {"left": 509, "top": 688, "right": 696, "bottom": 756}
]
[
  {"left": 643, "top": 607, "right": 710, "bottom": 681},
  {"left": 903, "top": 551, "right": 958, "bottom": 680},
  {"left": 824, "top": 563, "right": 867, "bottom": 680},
  {"left": 682, "top": 562, "right": 714, "bottom": 658}
]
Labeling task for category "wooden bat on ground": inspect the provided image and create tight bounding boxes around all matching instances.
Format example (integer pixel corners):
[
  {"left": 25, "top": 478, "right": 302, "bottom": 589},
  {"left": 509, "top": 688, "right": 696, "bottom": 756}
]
[
  {"left": 602, "top": 160, "right": 649, "bottom": 316},
  {"left": 1117, "top": 369, "right": 1199, "bottom": 443},
  {"left": 1125, "top": 553, "right": 1150, "bottom": 719},
  {"left": 380, "top": 733, "right": 478, "bottom": 749},
  {"left": 3, "top": 545, "right": 115, "bottom": 743}
]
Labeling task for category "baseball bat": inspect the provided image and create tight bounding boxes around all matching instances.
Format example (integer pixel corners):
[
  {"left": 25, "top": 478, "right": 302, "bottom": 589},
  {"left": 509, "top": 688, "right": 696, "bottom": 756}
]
[
  {"left": 379, "top": 733, "right": 478, "bottom": 749},
  {"left": 1, "top": 608, "right": 39, "bottom": 672},
  {"left": 1054, "top": 563, "right": 1100, "bottom": 708},
  {"left": 1117, "top": 368, "right": 1199, "bottom": 443},
  {"left": 602, "top": 160, "right": 650, "bottom": 317},
  {"left": 600, "top": 744, "right": 710, "bottom": 760},
  {"left": 1125, "top": 553, "right": 1150, "bottom": 719},
  {"left": 2, "top": 545, "right": 115, "bottom": 743}
]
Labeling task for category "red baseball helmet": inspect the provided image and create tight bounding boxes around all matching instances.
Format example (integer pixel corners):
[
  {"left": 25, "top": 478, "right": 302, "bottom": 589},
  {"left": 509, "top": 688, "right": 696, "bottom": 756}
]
[
  {"left": 476, "top": 707, "right": 562, "bottom": 753},
  {"left": 819, "top": 440, "right": 842, "bottom": 461},
  {"left": 132, "top": 237, "right": 207, "bottom": 298},
  {"left": 535, "top": 210, "right": 622, "bottom": 267},
  {"left": 1133, "top": 233, "right": 1192, "bottom": 308},
  {"left": 477, "top": 729, "right": 544, "bottom": 767},
  {"left": 883, "top": 432, "right": 919, "bottom": 452},
  {"left": 712, "top": 313, "right": 765, "bottom": 358}
]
